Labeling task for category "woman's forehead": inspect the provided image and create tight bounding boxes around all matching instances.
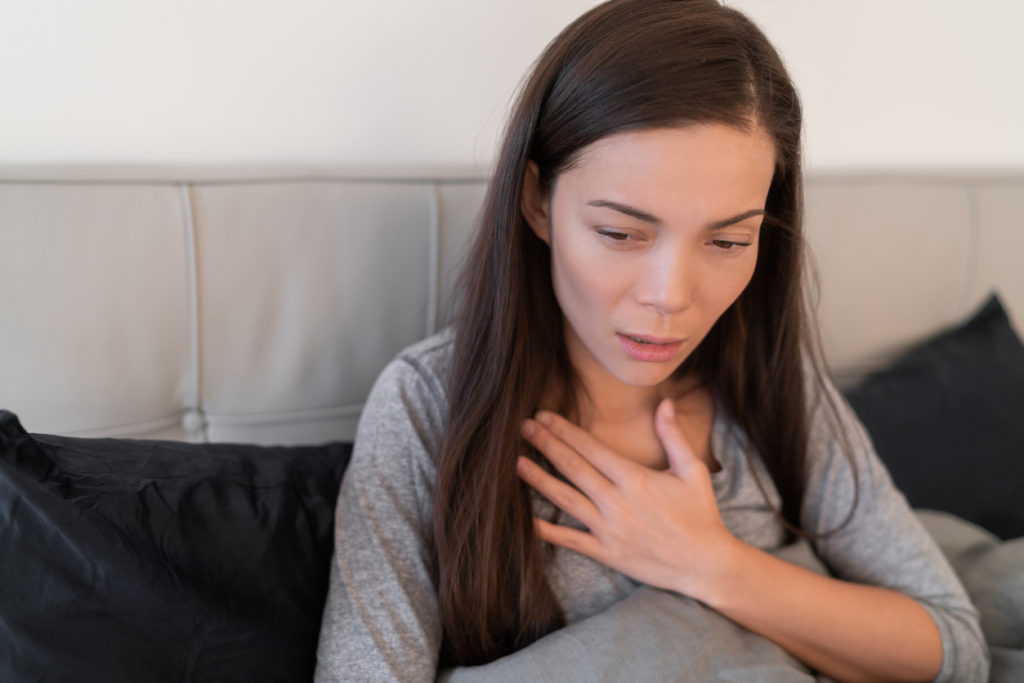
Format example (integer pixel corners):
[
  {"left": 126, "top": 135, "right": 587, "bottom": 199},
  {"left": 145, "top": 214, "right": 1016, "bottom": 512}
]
[{"left": 554, "top": 124, "right": 776, "bottom": 216}]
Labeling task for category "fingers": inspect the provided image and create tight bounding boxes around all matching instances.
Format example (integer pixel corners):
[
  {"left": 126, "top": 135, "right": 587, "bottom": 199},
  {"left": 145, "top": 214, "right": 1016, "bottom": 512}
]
[
  {"left": 530, "top": 411, "right": 637, "bottom": 485},
  {"left": 521, "top": 415, "right": 620, "bottom": 501},
  {"left": 654, "top": 398, "right": 700, "bottom": 476},
  {"left": 532, "top": 516, "right": 605, "bottom": 563},
  {"left": 516, "top": 456, "right": 601, "bottom": 528}
]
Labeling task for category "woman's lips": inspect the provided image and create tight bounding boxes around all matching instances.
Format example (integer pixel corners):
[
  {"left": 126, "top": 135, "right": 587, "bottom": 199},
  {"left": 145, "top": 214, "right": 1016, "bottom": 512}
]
[{"left": 616, "top": 333, "right": 686, "bottom": 362}]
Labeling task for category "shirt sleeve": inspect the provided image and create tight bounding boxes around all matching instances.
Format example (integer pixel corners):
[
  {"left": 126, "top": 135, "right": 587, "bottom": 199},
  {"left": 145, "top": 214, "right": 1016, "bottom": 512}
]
[
  {"left": 314, "top": 354, "right": 447, "bottom": 683},
  {"left": 800, "top": 370, "right": 990, "bottom": 683}
]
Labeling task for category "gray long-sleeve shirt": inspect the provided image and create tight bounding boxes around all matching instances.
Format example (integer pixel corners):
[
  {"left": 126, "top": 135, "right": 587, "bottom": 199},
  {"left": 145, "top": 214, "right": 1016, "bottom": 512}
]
[{"left": 315, "top": 329, "right": 988, "bottom": 682}]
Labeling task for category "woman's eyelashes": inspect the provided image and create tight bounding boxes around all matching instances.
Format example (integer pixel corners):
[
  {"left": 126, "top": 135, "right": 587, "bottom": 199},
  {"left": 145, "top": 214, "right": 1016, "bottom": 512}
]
[
  {"left": 595, "top": 227, "right": 639, "bottom": 244},
  {"left": 709, "top": 238, "right": 753, "bottom": 253},
  {"left": 593, "top": 227, "right": 753, "bottom": 254}
]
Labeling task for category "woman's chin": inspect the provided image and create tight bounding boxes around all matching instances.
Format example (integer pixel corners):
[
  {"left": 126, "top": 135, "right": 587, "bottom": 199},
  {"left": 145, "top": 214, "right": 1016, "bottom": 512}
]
[{"left": 608, "top": 361, "right": 682, "bottom": 389}]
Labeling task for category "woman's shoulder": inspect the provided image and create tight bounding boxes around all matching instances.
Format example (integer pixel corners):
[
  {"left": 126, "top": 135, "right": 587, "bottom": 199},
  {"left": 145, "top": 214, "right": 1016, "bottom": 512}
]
[
  {"left": 372, "top": 327, "right": 455, "bottom": 410},
  {"left": 340, "top": 332, "right": 454, "bottom": 576},
  {"left": 797, "top": 349, "right": 867, "bottom": 455},
  {"left": 356, "top": 327, "right": 455, "bottom": 448},
  {"left": 796, "top": 351, "right": 904, "bottom": 536},
  {"left": 393, "top": 327, "right": 456, "bottom": 385}
]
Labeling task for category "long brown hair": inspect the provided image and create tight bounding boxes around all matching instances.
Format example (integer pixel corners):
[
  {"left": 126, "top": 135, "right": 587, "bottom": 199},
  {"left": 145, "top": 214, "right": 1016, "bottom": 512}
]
[{"left": 434, "top": 0, "right": 822, "bottom": 666}]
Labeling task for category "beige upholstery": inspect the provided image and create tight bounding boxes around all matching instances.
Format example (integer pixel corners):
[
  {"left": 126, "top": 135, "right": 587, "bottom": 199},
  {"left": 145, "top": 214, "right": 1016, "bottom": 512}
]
[{"left": 1, "top": 168, "right": 1021, "bottom": 443}]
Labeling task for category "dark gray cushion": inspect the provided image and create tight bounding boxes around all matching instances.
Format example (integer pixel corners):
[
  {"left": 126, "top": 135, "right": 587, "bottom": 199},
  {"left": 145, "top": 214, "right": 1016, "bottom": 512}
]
[
  {"left": 0, "top": 410, "right": 350, "bottom": 682},
  {"left": 844, "top": 294, "right": 1024, "bottom": 539}
]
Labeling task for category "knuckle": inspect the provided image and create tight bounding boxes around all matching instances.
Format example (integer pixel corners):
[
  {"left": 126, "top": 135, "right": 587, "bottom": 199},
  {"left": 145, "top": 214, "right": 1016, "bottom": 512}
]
[
  {"left": 618, "top": 469, "right": 645, "bottom": 492},
  {"left": 558, "top": 530, "right": 578, "bottom": 550},
  {"left": 605, "top": 500, "right": 631, "bottom": 525},
  {"left": 561, "top": 457, "right": 584, "bottom": 480},
  {"left": 551, "top": 485, "right": 573, "bottom": 510},
  {"left": 567, "top": 532, "right": 591, "bottom": 555}
]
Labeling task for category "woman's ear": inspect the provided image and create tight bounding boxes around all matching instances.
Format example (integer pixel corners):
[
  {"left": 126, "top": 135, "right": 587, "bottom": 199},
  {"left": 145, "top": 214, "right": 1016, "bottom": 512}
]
[{"left": 521, "top": 161, "right": 551, "bottom": 245}]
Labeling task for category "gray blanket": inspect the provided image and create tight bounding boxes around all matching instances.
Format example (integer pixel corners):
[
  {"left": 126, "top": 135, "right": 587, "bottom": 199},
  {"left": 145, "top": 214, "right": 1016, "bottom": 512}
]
[
  {"left": 917, "top": 512, "right": 1024, "bottom": 682},
  {"left": 440, "top": 511, "right": 1022, "bottom": 682}
]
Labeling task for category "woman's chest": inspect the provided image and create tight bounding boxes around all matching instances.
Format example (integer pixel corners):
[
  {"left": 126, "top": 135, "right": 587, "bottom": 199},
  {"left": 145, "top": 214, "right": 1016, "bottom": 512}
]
[
  {"left": 586, "top": 392, "right": 719, "bottom": 472},
  {"left": 536, "top": 463, "right": 788, "bottom": 624}
]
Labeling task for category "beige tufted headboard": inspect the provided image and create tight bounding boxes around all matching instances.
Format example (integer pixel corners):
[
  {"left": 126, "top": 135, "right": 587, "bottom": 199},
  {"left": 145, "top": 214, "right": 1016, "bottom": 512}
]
[{"left": 2, "top": 167, "right": 1022, "bottom": 444}]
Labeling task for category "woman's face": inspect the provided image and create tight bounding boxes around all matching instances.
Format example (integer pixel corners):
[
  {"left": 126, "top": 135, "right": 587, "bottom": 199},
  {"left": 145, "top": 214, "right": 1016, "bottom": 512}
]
[{"left": 522, "top": 124, "right": 776, "bottom": 390}]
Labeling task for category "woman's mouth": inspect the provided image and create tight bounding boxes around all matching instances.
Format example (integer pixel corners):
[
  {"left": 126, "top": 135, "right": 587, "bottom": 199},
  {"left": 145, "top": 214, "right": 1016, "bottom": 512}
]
[{"left": 616, "top": 333, "right": 686, "bottom": 362}]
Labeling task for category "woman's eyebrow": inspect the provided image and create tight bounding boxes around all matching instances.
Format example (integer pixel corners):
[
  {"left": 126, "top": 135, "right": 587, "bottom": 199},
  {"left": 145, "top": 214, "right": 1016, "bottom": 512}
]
[
  {"left": 586, "top": 200, "right": 765, "bottom": 230},
  {"left": 586, "top": 199, "right": 660, "bottom": 224},
  {"left": 707, "top": 208, "right": 766, "bottom": 230}
]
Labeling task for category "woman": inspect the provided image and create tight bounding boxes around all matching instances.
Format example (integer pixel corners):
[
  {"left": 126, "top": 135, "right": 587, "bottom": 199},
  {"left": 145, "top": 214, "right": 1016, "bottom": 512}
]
[{"left": 315, "top": 1, "right": 988, "bottom": 681}]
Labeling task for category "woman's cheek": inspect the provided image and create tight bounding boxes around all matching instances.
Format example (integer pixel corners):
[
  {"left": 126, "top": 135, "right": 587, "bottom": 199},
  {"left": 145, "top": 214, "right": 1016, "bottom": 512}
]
[
  {"left": 719, "top": 250, "right": 759, "bottom": 306},
  {"left": 554, "top": 236, "right": 626, "bottom": 317},
  {"left": 555, "top": 241, "right": 602, "bottom": 304}
]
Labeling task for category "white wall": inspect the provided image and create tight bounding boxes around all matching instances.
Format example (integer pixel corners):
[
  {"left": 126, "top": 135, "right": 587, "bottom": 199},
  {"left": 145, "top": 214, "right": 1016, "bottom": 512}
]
[
  {"left": 737, "top": 1, "right": 1024, "bottom": 171},
  {"left": 1, "top": 0, "right": 1021, "bottom": 171}
]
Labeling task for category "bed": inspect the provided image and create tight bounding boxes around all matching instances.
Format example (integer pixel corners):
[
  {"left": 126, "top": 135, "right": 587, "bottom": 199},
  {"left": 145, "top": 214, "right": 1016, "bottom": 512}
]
[{"left": 1, "top": 166, "right": 1022, "bottom": 681}]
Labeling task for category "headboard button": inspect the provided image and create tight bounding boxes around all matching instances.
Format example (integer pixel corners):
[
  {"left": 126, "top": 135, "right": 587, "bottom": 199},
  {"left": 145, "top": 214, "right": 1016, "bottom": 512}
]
[{"left": 182, "top": 410, "right": 205, "bottom": 435}]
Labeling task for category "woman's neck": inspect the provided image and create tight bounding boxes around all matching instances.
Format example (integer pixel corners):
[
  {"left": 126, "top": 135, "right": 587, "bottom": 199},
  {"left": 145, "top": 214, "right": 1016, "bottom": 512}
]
[{"left": 559, "top": 327, "right": 716, "bottom": 471}]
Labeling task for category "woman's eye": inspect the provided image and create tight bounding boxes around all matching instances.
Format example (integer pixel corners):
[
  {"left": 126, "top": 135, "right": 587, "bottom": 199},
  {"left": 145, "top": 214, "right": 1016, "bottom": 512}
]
[
  {"left": 596, "top": 229, "right": 633, "bottom": 243},
  {"left": 710, "top": 239, "right": 751, "bottom": 251}
]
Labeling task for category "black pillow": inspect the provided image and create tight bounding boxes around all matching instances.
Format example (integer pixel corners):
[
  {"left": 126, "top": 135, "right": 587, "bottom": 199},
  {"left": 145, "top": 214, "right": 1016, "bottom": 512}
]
[
  {"left": 844, "top": 294, "right": 1024, "bottom": 539},
  {"left": 0, "top": 410, "right": 351, "bottom": 682}
]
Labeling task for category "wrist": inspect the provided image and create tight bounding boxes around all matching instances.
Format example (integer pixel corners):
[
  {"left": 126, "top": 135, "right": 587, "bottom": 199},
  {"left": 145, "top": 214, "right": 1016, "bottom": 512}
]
[{"left": 676, "top": 532, "right": 751, "bottom": 607}]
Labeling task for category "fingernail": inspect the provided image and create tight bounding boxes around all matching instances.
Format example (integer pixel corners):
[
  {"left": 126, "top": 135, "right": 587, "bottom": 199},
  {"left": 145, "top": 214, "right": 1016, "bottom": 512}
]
[
  {"left": 535, "top": 411, "right": 553, "bottom": 425},
  {"left": 521, "top": 420, "right": 536, "bottom": 437},
  {"left": 661, "top": 398, "right": 675, "bottom": 418}
]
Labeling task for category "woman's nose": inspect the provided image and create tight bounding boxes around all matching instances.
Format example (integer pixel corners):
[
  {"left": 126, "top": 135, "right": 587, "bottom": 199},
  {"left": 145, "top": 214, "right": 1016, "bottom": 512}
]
[{"left": 636, "top": 245, "right": 693, "bottom": 314}]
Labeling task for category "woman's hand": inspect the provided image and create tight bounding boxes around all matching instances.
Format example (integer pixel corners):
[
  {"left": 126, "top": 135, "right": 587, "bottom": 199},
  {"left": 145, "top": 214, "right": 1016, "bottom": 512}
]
[
  {"left": 520, "top": 399, "right": 947, "bottom": 681},
  {"left": 517, "top": 398, "right": 740, "bottom": 599}
]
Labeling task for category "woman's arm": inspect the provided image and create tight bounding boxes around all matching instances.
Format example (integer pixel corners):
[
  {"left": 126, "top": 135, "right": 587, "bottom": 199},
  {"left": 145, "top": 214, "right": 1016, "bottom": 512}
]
[
  {"left": 517, "top": 400, "right": 948, "bottom": 682},
  {"left": 701, "top": 537, "right": 941, "bottom": 682},
  {"left": 315, "top": 349, "right": 448, "bottom": 683}
]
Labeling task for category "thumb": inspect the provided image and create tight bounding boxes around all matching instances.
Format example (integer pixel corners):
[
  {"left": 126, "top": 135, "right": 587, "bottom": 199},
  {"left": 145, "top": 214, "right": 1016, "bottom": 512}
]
[{"left": 655, "top": 398, "right": 699, "bottom": 476}]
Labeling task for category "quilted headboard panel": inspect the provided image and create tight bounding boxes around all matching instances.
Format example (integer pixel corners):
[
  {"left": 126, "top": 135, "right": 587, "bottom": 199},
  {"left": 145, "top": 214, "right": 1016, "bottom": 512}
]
[
  {"left": 805, "top": 174, "right": 1024, "bottom": 382},
  {"left": 2, "top": 169, "right": 1022, "bottom": 443}
]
